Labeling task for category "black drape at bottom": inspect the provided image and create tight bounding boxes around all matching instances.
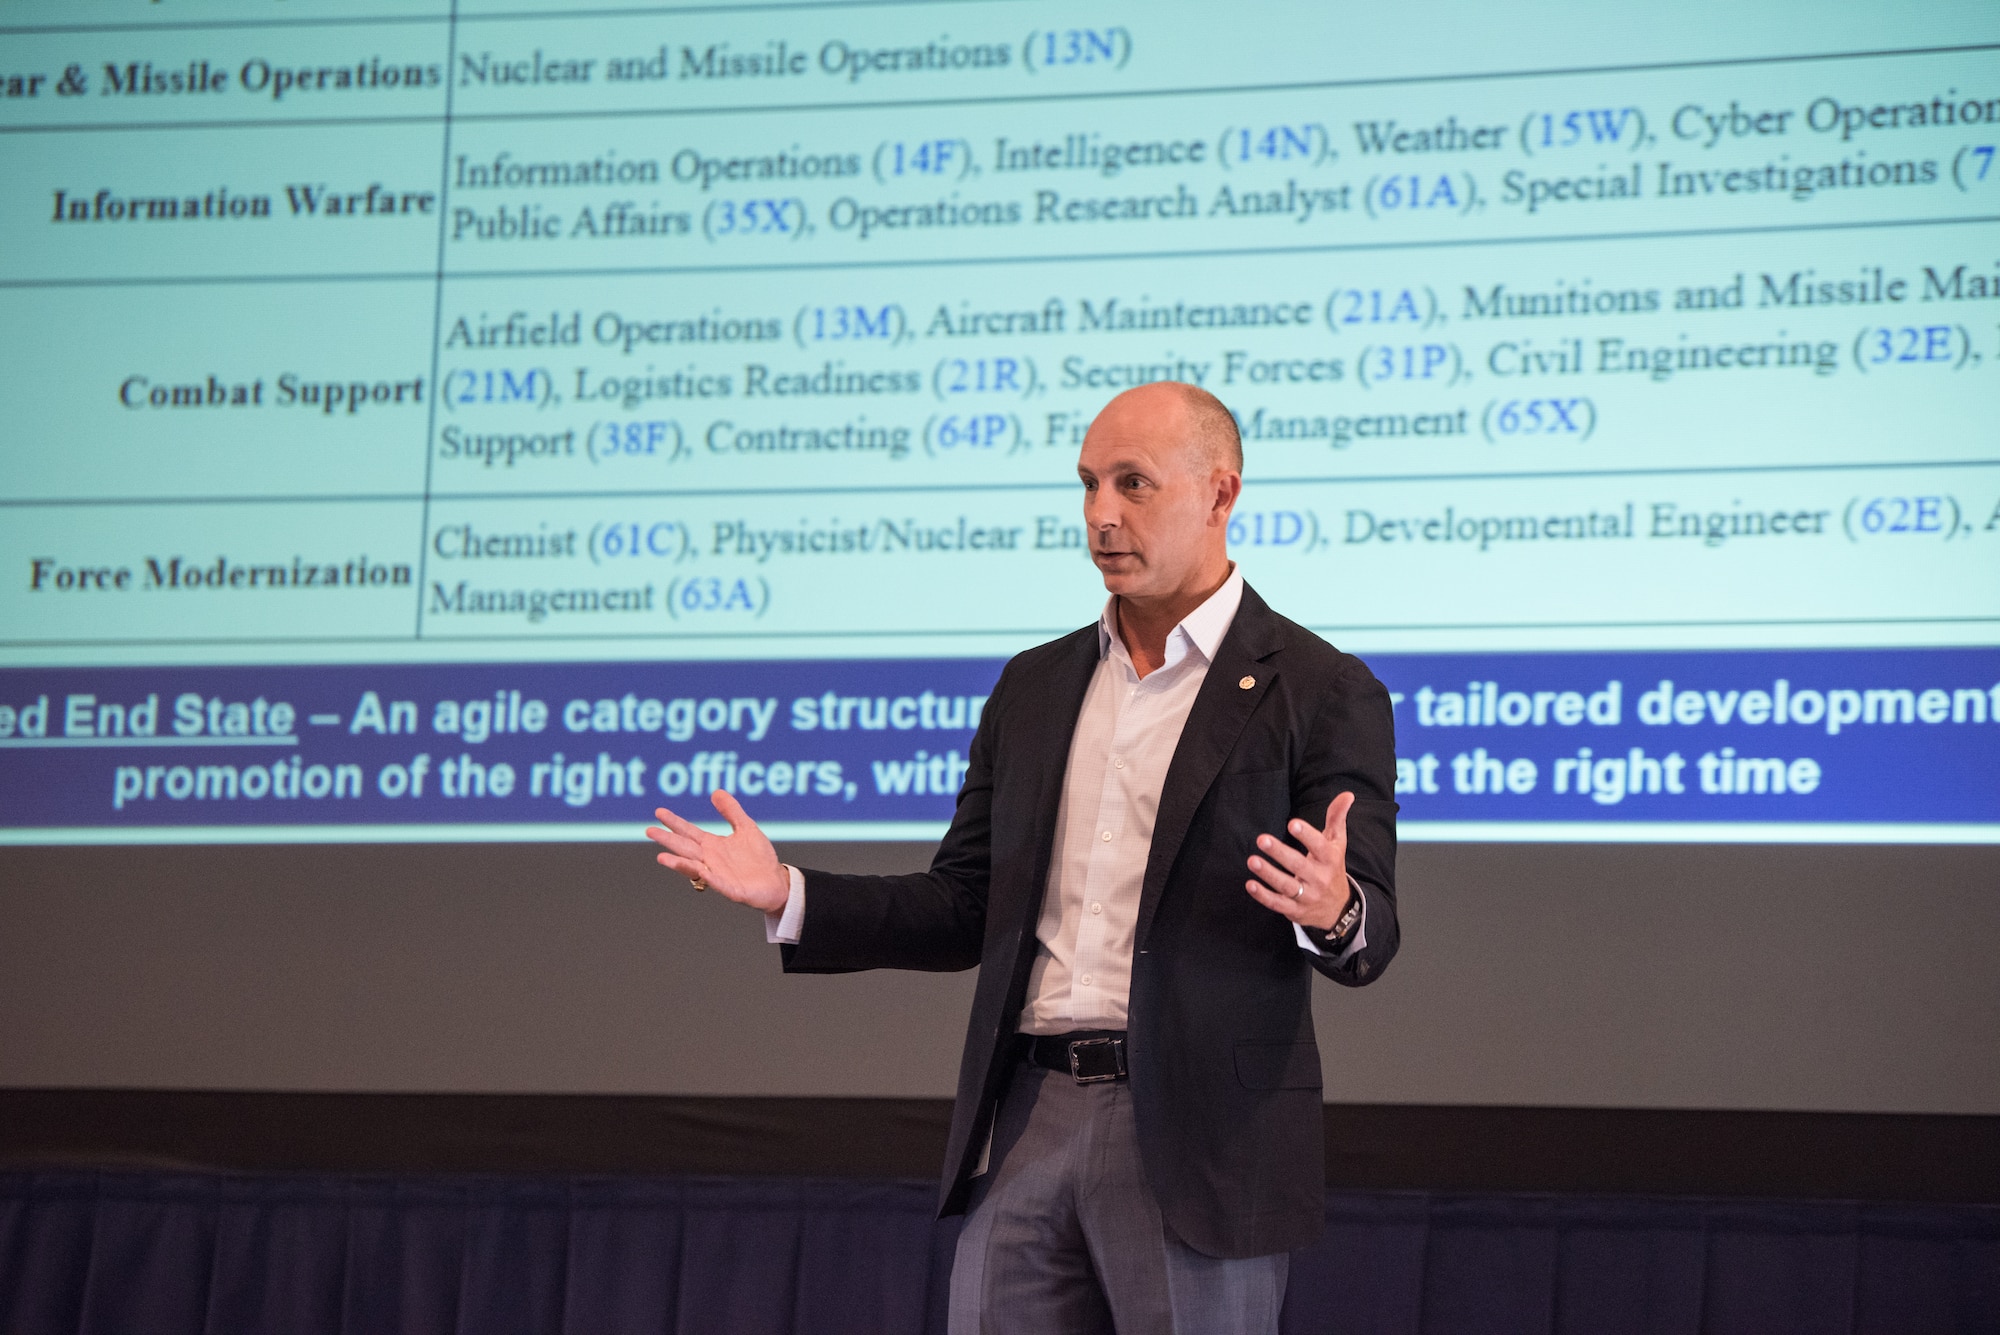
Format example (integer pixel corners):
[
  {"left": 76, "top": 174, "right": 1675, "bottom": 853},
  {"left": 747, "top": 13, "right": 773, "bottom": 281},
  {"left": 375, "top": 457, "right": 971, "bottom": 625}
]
[{"left": 1, "top": 1171, "right": 1995, "bottom": 1334}]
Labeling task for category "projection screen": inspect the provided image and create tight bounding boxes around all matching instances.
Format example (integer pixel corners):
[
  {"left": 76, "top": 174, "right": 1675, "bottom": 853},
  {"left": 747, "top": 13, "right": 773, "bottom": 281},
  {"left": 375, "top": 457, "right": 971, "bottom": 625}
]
[{"left": 3, "top": 0, "right": 1996, "bottom": 846}]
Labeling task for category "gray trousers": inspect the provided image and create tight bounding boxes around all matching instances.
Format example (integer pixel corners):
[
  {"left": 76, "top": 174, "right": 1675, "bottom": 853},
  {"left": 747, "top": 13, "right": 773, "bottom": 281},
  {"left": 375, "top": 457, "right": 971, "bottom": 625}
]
[{"left": 948, "top": 1059, "right": 1288, "bottom": 1335}]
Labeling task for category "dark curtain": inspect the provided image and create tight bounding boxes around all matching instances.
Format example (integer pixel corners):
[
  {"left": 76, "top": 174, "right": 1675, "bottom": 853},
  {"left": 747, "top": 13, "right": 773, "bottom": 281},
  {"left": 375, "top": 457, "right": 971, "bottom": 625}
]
[{"left": 2, "top": 1171, "right": 1995, "bottom": 1334}]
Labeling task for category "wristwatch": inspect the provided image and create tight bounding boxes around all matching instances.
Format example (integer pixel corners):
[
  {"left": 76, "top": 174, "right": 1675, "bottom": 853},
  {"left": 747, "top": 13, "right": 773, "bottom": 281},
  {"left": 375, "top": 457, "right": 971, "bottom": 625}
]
[{"left": 1320, "top": 883, "right": 1364, "bottom": 950}]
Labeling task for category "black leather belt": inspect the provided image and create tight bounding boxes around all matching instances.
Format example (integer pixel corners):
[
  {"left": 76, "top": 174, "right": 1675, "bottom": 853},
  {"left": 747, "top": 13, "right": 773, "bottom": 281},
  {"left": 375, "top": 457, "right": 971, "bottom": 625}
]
[{"left": 1021, "top": 1030, "right": 1128, "bottom": 1083}]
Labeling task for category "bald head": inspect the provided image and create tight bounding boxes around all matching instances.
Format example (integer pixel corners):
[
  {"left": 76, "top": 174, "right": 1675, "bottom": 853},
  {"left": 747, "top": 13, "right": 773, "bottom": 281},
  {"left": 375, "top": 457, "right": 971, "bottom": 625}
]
[{"left": 1089, "top": 381, "right": 1242, "bottom": 475}]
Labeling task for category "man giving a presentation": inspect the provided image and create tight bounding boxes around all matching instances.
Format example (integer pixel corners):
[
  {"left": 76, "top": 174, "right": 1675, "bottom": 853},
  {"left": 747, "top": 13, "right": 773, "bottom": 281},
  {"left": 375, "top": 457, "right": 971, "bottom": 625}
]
[{"left": 647, "top": 381, "right": 1400, "bottom": 1334}]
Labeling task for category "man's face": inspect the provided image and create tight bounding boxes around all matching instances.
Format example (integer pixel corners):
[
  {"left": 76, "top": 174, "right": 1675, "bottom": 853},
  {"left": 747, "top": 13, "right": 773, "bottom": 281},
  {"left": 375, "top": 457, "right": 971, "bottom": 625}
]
[{"left": 1076, "top": 390, "right": 1231, "bottom": 601}]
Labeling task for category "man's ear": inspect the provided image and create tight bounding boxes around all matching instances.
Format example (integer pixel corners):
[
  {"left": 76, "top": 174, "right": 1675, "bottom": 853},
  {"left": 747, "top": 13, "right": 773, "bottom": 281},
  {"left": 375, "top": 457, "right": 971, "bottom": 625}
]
[{"left": 1210, "top": 470, "right": 1243, "bottom": 523}]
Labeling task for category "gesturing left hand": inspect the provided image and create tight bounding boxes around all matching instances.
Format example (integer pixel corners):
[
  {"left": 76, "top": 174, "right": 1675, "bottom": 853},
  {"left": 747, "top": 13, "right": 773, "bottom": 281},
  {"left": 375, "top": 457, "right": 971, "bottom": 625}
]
[{"left": 1244, "top": 792, "right": 1355, "bottom": 932}]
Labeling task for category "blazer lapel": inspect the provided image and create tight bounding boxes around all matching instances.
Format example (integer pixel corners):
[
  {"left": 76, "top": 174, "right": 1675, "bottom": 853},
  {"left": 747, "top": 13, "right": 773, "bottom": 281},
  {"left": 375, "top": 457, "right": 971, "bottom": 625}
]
[{"left": 1135, "top": 585, "right": 1287, "bottom": 951}]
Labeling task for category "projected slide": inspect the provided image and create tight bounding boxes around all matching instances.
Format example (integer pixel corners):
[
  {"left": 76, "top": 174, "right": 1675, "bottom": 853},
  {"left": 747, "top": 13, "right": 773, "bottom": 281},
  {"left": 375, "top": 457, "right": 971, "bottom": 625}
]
[{"left": 1, "top": 1, "right": 1995, "bottom": 842}]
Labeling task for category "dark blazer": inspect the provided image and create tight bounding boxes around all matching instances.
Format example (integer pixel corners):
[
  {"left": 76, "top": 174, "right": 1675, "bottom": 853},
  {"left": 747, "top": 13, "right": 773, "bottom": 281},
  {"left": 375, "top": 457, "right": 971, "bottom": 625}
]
[{"left": 782, "top": 583, "right": 1398, "bottom": 1259}]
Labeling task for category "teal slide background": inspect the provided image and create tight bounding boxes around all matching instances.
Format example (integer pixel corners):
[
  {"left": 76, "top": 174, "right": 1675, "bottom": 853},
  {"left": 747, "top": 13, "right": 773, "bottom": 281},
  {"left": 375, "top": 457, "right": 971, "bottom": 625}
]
[{"left": 2, "top": 0, "right": 1995, "bottom": 841}]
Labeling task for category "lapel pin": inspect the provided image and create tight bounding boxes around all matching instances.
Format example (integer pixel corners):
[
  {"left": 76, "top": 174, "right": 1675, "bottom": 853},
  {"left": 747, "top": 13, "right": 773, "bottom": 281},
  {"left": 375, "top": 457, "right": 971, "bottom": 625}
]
[{"left": 1238, "top": 675, "right": 1255, "bottom": 689}]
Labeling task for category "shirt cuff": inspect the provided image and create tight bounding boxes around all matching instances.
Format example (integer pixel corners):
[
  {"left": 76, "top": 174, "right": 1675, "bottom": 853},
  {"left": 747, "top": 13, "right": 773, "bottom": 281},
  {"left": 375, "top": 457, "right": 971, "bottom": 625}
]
[
  {"left": 1294, "top": 874, "right": 1367, "bottom": 964},
  {"left": 764, "top": 864, "right": 806, "bottom": 945}
]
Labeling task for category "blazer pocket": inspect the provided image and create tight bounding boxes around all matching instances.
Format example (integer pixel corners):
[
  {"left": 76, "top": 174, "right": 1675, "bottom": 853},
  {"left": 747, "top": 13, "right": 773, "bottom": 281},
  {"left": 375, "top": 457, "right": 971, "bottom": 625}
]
[
  {"left": 1234, "top": 1040, "right": 1323, "bottom": 1090},
  {"left": 1218, "top": 763, "right": 1287, "bottom": 780}
]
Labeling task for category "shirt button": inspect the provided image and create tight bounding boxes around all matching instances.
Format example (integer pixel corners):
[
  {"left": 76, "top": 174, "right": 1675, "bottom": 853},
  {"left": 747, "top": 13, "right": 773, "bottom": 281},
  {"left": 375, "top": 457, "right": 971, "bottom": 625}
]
[
  {"left": 1080, "top": 974, "right": 1093, "bottom": 986},
  {"left": 1114, "top": 758, "right": 1125, "bottom": 769},
  {"left": 1101, "top": 830, "right": 1112, "bottom": 842},
  {"left": 1090, "top": 902, "right": 1103, "bottom": 915}
]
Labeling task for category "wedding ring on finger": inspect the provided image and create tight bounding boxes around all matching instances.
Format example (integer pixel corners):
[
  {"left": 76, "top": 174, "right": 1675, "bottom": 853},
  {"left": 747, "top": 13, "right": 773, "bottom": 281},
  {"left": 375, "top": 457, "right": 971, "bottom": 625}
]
[
  {"left": 1292, "top": 882, "right": 1305, "bottom": 899},
  {"left": 689, "top": 874, "right": 708, "bottom": 891}
]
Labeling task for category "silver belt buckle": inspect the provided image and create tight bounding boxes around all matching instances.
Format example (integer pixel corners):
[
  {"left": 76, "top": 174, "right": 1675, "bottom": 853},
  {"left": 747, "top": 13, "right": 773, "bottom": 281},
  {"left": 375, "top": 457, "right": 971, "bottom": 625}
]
[{"left": 1068, "top": 1036, "right": 1122, "bottom": 1083}]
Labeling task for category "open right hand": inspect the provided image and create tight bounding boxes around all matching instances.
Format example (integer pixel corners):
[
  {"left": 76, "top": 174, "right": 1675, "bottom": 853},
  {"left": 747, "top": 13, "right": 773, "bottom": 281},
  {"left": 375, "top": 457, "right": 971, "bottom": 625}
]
[{"left": 645, "top": 789, "right": 790, "bottom": 913}]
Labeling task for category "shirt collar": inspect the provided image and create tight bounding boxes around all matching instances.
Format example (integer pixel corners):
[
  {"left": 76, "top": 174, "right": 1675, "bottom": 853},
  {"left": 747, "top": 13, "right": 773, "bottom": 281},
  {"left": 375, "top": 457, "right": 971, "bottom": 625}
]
[{"left": 1097, "top": 564, "right": 1244, "bottom": 669}]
